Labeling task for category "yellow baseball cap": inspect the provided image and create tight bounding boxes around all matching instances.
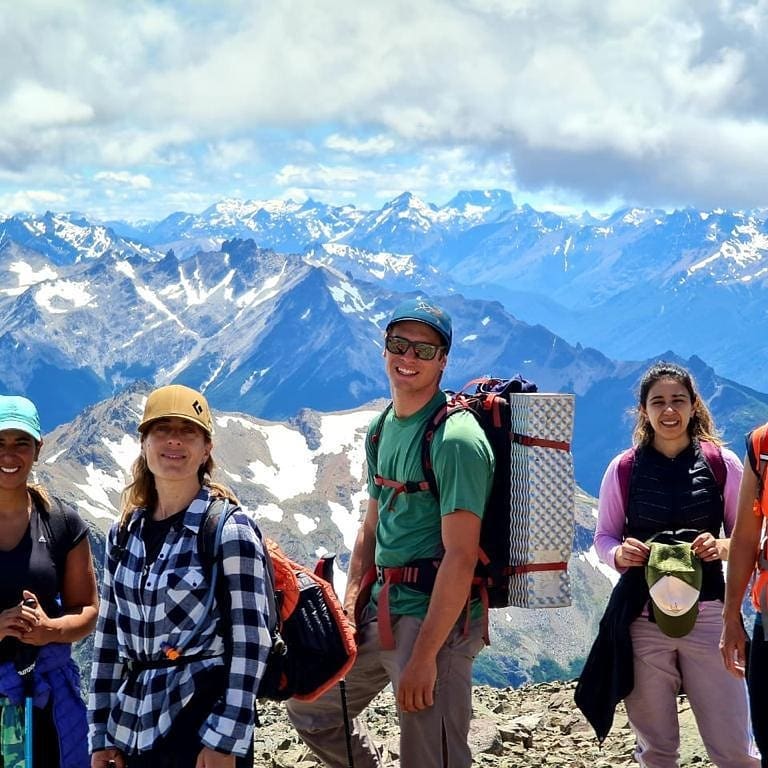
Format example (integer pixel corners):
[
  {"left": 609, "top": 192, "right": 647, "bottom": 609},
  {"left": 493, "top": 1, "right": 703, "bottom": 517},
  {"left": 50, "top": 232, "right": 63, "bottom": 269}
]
[{"left": 139, "top": 384, "right": 213, "bottom": 435}]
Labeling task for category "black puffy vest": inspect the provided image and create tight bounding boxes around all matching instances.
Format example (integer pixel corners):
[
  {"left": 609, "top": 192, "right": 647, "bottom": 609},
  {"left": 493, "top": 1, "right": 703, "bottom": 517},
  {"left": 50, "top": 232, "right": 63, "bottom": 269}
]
[{"left": 625, "top": 441, "right": 725, "bottom": 602}]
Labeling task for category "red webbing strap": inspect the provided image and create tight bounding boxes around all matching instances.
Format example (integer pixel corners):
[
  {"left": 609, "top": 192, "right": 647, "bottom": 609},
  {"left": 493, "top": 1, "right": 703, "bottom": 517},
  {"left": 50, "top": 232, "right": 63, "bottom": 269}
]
[
  {"left": 377, "top": 579, "right": 396, "bottom": 650},
  {"left": 469, "top": 583, "right": 491, "bottom": 646},
  {"left": 506, "top": 561, "right": 568, "bottom": 575},
  {"left": 373, "top": 476, "right": 431, "bottom": 511},
  {"left": 752, "top": 424, "right": 768, "bottom": 517},
  {"left": 480, "top": 393, "right": 504, "bottom": 429},
  {"left": 354, "top": 566, "right": 378, "bottom": 628},
  {"left": 458, "top": 377, "right": 492, "bottom": 393},
  {"left": 375, "top": 565, "right": 433, "bottom": 649},
  {"left": 512, "top": 433, "right": 571, "bottom": 451}
]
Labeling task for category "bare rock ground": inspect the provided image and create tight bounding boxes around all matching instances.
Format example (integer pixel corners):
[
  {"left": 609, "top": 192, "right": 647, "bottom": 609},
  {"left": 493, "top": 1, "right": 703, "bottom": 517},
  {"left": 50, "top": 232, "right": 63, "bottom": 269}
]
[{"left": 253, "top": 680, "right": 723, "bottom": 767}]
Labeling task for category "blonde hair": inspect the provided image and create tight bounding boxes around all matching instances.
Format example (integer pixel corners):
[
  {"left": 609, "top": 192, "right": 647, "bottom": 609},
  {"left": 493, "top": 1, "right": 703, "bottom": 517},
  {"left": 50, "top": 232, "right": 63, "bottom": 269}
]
[
  {"left": 118, "top": 436, "right": 239, "bottom": 527},
  {"left": 632, "top": 361, "right": 722, "bottom": 448}
]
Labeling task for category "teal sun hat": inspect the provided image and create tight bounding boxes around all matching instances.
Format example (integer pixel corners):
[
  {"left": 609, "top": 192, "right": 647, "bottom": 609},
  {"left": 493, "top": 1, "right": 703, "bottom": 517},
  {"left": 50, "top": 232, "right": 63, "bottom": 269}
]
[
  {"left": 386, "top": 298, "right": 453, "bottom": 351},
  {"left": 0, "top": 395, "right": 42, "bottom": 442}
]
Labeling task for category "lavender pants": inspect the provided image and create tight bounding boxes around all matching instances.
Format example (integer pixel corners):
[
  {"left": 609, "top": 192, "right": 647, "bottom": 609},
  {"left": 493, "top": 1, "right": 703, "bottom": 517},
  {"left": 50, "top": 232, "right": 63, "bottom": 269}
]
[
  {"left": 625, "top": 601, "right": 760, "bottom": 768},
  {"left": 286, "top": 609, "right": 485, "bottom": 768}
]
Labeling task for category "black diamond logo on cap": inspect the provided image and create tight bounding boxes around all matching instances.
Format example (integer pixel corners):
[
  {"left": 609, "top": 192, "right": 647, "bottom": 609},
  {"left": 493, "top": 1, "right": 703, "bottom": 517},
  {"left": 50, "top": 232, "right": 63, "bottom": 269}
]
[{"left": 192, "top": 400, "right": 203, "bottom": 415}]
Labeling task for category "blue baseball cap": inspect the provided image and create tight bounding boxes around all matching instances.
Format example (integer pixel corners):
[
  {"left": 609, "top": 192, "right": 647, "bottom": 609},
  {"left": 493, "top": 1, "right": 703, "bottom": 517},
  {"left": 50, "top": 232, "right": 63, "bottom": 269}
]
[
  {"left": 386, "top": 298, "right": 453, "bottom": 351},
  {"left": 0, "top": 395, "right": 42, "bottom": 442}
]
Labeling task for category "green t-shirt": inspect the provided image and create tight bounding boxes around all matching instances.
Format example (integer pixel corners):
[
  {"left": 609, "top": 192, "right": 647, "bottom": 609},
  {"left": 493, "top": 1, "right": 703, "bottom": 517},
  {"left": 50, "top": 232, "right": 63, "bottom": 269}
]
[{"left": 366, "top": 390, "right": 494, "bottom": 618}]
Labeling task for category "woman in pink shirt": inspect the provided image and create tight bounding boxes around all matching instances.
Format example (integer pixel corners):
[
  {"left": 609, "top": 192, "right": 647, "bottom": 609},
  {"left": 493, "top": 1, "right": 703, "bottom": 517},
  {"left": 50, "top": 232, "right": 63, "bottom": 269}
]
[{"left": 589, "top": 361, "right": 758, "bottom": 768}]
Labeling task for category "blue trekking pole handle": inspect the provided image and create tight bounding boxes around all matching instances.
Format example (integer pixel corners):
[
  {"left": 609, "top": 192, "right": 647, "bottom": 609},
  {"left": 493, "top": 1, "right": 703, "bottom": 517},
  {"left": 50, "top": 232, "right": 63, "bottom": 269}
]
[{"left": 22, "top": 597, "right": 37, "bottom": 768}]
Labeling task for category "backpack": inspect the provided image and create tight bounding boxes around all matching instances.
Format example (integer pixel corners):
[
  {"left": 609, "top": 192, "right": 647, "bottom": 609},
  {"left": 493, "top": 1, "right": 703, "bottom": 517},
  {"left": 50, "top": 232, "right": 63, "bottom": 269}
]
[
  {"left": 748, "top": 425, "right": 768, "bottom": 613},
  {"left": 616, "top": 441, "right": 727, "bottom": 514},
  {"left": 367, "top": 376, "right": 574, "bottom": 638},
  {"left": 113, "top": 498, "right": 357, "bottom": 702},
  {"left": 33, "top": 495, "right": 78, "bottom": 574}
]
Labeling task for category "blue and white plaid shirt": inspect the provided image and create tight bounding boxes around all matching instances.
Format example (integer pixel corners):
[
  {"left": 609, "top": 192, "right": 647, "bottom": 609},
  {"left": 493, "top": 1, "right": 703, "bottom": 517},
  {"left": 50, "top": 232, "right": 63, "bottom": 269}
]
[{"left": 87, "top": 487, "right": 271, "bottom": 757}]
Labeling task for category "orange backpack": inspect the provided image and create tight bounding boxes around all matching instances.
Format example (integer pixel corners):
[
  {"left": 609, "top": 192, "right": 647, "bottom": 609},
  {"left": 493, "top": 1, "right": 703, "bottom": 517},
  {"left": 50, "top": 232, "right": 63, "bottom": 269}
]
[
  {"left": 198, "top": 501, "right": 357, "bottom": 701},
  {"left": 748, "top": 424, "right": 768, "bottom": 613}
]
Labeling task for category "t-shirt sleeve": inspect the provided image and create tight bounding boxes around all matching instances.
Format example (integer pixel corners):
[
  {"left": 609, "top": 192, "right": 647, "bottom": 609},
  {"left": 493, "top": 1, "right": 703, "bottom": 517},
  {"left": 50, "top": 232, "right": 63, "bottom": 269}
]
[
  {"left": 57, "top": 498, "right": 90, "bottom": 551},
  {"left": 431, "top": 411, "right": 494, "bottom": 519}
]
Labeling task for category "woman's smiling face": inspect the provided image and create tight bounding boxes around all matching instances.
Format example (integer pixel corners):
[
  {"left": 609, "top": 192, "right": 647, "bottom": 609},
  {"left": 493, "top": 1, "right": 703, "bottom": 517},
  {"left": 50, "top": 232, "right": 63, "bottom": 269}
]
[
  {"left": 0, "top": 429, "right": 38, "bottom": 490},
  {"left": 641, "top": 377, "right": 694, "bottom": 449}
]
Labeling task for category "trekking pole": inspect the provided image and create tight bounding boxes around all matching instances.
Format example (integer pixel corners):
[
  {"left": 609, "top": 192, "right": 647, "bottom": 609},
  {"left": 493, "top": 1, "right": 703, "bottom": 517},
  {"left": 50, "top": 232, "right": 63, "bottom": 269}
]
[
  {"left": 339, "top": 679, "right": 354, "bottom": 768},
  {"left": 19, "top": 597, "right": 38, "bottom": 768},
  {"left": 317, "top": 554, "right": 355, "bottom": 768}
]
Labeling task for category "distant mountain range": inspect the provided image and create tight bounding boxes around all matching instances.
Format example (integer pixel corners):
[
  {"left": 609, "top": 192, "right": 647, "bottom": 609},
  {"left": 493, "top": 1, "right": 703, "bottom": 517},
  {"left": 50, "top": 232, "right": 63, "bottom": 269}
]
[{"left": 4, "top": 191, "right": 768, "bottom": 391}]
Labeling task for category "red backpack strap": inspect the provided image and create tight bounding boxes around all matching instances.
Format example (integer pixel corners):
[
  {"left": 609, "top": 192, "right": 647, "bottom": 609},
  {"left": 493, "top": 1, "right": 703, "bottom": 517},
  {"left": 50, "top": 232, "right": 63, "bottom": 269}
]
[
  {"left": 420, "top": 395, "right": 469, "bottom": 500},
  {"left": 699, "top": 441, "right": 726, "bottom": 493},
  {"left": 617, "top": 448, "right": 636, "bottom": 516}
]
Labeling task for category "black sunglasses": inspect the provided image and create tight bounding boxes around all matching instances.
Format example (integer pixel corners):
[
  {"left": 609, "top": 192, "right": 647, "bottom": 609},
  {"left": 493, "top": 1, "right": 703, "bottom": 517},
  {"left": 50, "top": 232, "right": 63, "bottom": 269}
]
[{"left": 385, "top": 335, "right": 445, "bottom": 361}]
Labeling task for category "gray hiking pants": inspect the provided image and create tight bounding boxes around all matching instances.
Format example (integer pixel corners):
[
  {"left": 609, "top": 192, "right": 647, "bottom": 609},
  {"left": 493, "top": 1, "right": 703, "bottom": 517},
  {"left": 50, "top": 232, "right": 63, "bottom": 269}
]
[
  {"left": 625, "top": 601, "right": 760, "bottom": 768},
  {"left": 285, "top": 608, "right": 485, "bottom": 768}
]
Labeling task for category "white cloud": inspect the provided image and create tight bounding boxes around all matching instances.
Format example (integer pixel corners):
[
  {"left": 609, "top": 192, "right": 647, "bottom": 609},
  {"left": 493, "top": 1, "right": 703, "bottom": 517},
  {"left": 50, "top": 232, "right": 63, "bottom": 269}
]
[
  {"left": 0, "top": 189, "right": 67, "bottom": 212},
  {"left": 1, "top": 1, "right": 768, "bottom": 214},
  {"left": 4, "top": 82, "right": 94, "bottom": 129},
  {"left": 94, "top": 171, "right": 152, "bottom": 189},
  {"left": 205, "top": 139, "right": 258, "bottom": 171},
  {"left": 325, "top": 134, "right": 396, "bottom": 156}
]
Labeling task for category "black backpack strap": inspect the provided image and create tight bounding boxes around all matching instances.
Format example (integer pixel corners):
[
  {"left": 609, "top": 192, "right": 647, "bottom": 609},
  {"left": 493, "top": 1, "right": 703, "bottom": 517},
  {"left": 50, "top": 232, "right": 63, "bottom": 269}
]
[
  {"left": 197, "top": 497, "right": 234, "bottom": 574},
  {"left": 37, "top": 496, "right": 71, "bottom": 570},
  {"left": 368, "top": 403, "right": 392, "bottom": 467}
]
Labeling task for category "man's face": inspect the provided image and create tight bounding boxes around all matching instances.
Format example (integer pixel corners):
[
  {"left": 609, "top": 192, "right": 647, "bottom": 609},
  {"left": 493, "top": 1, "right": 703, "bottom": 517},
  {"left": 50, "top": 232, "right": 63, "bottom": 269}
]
[{"left": 384, "top": 320, "right": 447, "bottom": 398}]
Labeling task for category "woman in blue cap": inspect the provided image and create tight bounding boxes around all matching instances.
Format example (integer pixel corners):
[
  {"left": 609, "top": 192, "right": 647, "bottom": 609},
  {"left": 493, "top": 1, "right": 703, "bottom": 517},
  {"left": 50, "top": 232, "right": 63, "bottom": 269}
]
[{"left": 0, "top": 394, "right": 98, "bottom": 768}]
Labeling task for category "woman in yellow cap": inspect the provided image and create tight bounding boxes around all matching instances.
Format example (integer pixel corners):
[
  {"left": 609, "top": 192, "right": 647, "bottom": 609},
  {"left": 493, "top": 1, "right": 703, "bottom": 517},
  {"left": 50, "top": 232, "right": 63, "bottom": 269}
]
[
  {"left": 88, "top": 384, "right": 272, "bottom": 768},
  {"left": 0, "top": 394, "right": 98, "bottom": 768}
]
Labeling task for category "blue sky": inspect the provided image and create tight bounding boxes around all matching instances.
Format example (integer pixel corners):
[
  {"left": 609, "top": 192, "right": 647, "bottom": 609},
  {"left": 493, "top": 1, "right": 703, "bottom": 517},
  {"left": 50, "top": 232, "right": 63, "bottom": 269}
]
[{"left": 3, "top": 0, "right": 768, "bottom": 221}]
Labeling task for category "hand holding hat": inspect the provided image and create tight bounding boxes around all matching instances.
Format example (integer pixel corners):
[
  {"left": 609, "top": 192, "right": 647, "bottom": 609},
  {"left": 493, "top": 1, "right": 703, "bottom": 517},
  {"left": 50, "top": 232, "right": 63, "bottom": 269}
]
[
  {"left": 645, "top": 539, "right": 703, "bottom": 638},
  {"left": 615, "top": 537, "right": 651, "bottom": 568},
  {"left": 691, "top": 532, "right": 722, "bottom": 562}
]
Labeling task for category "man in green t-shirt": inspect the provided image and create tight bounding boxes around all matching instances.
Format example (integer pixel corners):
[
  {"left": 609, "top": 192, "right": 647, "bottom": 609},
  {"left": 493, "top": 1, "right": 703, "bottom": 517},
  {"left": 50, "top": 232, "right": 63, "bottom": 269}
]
[{"left": 287, "top": 298, "right": 494, "bottom": 768}]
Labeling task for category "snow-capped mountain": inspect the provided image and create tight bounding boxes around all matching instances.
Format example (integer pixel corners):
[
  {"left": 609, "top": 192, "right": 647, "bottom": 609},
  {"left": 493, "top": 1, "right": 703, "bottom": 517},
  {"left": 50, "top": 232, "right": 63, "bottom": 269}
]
[
  {"left": 13, "top": 192, "right": 768, "bottom": 395},
  {"left": 0, "top": 211, "right": 159, "bottom": 264},
  {"left": 108, "top": 198, "right": 366, "bottom": 260}
]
